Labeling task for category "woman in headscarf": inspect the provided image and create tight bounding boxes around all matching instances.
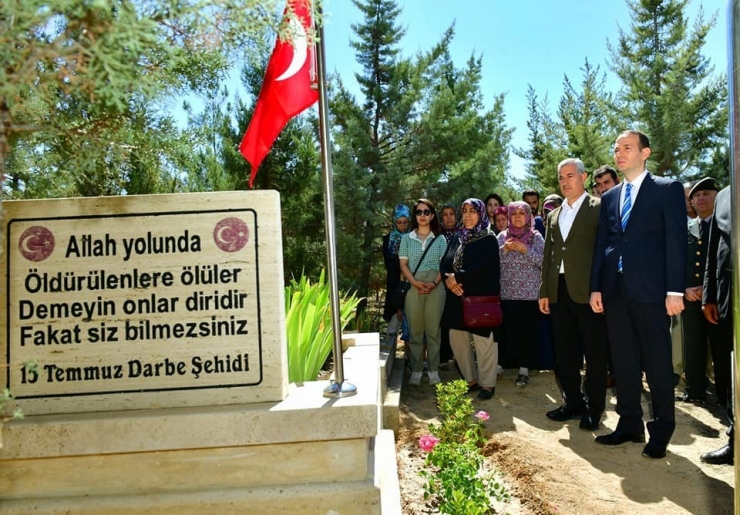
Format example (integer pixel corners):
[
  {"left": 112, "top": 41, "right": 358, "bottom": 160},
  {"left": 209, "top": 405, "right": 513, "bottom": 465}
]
[
  {"left": 382, "top": 204, "right": 410, "bottom": 342},
  {"left": 497, "top": 201, "right": 544, "bottom": 387},
  {"left": 440, "top": 204, "right": 459, "bottom": 243},
  {"left": 493, "top": 205, "right": 509, "bottom": 235},
  {"left": 440, "top": 198, "right": 501, "bottom": 399},
  {"left": 541, "top": 194, "right": 563, "bottom": 220},
  {"left": 399, "top": 199, "right": 448, "bottom": 386}
]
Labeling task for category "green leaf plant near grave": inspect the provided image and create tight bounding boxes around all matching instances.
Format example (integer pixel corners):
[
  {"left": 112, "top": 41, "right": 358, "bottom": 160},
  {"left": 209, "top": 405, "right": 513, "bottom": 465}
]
[
  {"left": 419, "top": 380, "right": 510, "bottom": 515},
  {"left": 285, "top": 270, "right": 362, "bottom": 383}
]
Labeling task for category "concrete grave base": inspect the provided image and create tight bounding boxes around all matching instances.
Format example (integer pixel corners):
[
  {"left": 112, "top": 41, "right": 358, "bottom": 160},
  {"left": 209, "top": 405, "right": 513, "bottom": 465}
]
[{"left": 0, "top": 334, "right": 399, "bottom": 514}]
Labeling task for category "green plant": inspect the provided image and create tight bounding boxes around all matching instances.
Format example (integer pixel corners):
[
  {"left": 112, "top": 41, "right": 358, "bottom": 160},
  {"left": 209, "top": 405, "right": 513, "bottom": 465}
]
[
  {"left": 285, "top": 270, "right": 362, "bottom": 382},
  {"left": 418, "top": 379, "right": 510, "bottom": 514},
  {"left": 432, "top": 380, "right": 486, "bottom": 446}
]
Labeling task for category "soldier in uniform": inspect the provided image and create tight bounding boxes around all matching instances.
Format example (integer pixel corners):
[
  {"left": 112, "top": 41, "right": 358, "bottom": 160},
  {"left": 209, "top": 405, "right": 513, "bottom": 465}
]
[{"left": 676, "top": 177, "right": 719, "bottom": 403}]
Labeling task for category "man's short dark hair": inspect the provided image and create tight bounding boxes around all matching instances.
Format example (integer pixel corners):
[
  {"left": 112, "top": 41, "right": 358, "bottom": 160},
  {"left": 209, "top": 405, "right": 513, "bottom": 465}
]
[
  {"left": 522, "top": 189, "right": 540, "bottom": 201},
  {"left": 593, "top": 165, "right": 618, "bottom": 183},
  {"left": 618, "top": 129, "right": 650, "bottom": 150}
]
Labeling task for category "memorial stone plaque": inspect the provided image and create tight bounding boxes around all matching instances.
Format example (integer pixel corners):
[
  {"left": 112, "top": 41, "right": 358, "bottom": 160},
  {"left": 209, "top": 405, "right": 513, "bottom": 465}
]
[{"left": 1, "top": 191, "right": 287, "bottom": 416}]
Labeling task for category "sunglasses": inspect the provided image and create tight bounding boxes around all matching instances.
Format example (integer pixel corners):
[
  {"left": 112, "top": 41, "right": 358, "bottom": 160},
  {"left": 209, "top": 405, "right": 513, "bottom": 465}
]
[{"left": 415, "top": 209, "right": 432, "bottom": 216}]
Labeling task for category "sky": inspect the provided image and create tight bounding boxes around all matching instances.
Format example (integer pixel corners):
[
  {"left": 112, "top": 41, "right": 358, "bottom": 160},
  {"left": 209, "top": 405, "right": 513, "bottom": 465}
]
[{"left": 317, "top": 0, "right": 729, "bottom": 180}]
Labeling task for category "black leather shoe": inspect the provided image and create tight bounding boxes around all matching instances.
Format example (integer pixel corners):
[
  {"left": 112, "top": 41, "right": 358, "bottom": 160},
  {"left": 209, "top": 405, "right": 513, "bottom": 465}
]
[
  {"left": 546, "top": 404, "right": 586, "bottom": 422},
  {"left": 477, "top": 387, "right": 494, "bottom": 400},
  {"left": 675, "top": 392, "right": 706, "bottom": 403},
  {"left": 595, "top": 431, "right": 645, "bottom": 446},
  {"left": 700, "top": 444, "right": 734, "bottom": 465},
  {"left": 642, "top": 441, "right": 667, "bottom": 459},
  {"left": 579, "top": 413, "right": 602, "bottom": 430}
]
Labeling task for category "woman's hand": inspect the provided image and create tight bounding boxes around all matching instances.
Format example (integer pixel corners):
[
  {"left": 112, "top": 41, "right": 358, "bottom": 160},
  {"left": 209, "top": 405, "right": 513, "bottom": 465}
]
[
  {"left": 504, "top": 240, "right": 527, "bottom": 254},
  {"left": 413, "top": 280, "right": 430, "bottom": 295},
  {"left": 445, "top": 273, "right": 464, "bottom": 297}
]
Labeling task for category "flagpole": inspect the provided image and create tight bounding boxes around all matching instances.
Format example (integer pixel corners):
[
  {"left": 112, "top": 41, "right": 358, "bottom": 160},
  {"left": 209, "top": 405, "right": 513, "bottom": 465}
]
[{"left": 315, "top": 5, "right": 357, "bottom": 398}]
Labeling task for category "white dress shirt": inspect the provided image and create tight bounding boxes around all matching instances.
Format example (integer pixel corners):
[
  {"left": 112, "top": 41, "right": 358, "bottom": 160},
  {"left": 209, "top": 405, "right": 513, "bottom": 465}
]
[{"left": 558, "top": 191, "right": 588, "bottom": 273}]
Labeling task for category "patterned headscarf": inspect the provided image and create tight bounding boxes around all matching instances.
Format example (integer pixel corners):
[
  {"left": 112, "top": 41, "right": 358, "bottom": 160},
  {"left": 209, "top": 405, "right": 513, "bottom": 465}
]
[
  {"left": 542, "top": 194, "right": 563, "bottom": 218},
  {"left": 387, "top": 204, "right": 410, "bottom": 257},
  {"left": 453, "top": 198, "right": 491, "bottom": 271},
  {"left": 440, "top": 204, "right": 459, "bottom": 243},
  {"left": 492, "top": 206, "right": 508, "bottom": 233},
  {"left": 502, "top": 201, "right": 537, "bottom": 249}
]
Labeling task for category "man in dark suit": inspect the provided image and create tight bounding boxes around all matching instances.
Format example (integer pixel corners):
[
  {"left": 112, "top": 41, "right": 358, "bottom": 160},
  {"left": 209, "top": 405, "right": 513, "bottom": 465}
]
[
  {"left": 700, "top": 186, "right": 734, "bottom": 465},
  {"left": 589, "top": 130, "right": 687, "bottom": 459},
  {"left": 540, "top": 158, "right": 608, "bottom": 430},
  {"left": 676, "top": 177, "right": 719, "bottom": 403}
]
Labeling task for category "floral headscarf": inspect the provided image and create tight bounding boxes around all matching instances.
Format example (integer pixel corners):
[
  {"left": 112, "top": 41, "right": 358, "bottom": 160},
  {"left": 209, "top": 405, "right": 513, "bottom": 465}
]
[
  {"left": 503, "top": 201, "right": 537, "bottom": 248},
  {"left": 453, "top": 198, "right": 491, "bottom": 271},
  {"left": 387, "top": 204, "right": 410, "bottom": 257},
  {"left": 492, "top": 206, "right": 508, "bottom": 233},
  {"left": 542, "top": 194, "right": 563, "bottom": 218}
]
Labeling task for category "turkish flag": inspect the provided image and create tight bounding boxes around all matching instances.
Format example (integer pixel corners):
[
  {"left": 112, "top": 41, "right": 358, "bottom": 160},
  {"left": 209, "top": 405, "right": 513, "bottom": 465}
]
[{"left": 239, "top": 0, "right": 318, "bottom": 187}]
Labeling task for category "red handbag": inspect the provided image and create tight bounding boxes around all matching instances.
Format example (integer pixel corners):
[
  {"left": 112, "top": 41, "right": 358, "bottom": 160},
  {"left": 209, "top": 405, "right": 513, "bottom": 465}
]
[{"left": 463, "top": 295, "right": 503, "bottom": 328}]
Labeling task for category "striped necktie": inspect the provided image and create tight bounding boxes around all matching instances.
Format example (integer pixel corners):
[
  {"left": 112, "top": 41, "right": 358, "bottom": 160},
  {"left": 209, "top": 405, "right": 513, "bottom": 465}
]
[{"left": 618, "top": 183, "right": 632, "bottom": 272}]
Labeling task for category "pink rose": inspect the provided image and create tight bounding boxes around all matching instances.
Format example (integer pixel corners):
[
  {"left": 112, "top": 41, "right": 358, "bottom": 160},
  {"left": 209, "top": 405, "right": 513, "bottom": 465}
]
[
  {"left": 419, "top": 434, "right": 440, "bottom": 453},
  {"left": 474, "top": 411, "right": 490, "bottom": 421}
]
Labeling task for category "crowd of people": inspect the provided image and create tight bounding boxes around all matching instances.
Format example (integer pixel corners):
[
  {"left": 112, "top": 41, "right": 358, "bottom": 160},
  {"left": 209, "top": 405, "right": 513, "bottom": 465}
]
[{"left": 382, "top": 129, "right": 734, "bottom": 464}]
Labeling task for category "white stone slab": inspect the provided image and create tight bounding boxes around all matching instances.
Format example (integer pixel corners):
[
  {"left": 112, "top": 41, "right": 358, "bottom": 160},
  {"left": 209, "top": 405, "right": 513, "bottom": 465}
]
[{"left": 1, "top": 191, "right": 287, "bottom": 415}]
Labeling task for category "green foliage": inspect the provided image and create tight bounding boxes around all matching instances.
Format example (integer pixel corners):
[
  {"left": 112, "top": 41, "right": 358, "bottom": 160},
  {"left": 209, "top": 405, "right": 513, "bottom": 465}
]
[
  {"left": 1, "top": 0, "right": 298, "bottom": 197},
  {"left": 518, "top": 0, "right": 727, "bottom": 193},
  {"left": 608, "top": 0, "right": 728, "bottom": 180},
  {"left": 285, "top": 270, "right": 362, "bottom": 383},
  {"left": 515, "top": 85, "right": 568, "bottom": 195},
  {"left": 558, "top": 60, "right": 615, "bottom": 174},
  {"left": 419, "top": 380, "right": 509, "bottom": 515},
  {"left": 430, "top": 380, "right": 486, "bottom": 446},
  {"left": 331, "top": 0, "right": 512, "bottom": 295}
]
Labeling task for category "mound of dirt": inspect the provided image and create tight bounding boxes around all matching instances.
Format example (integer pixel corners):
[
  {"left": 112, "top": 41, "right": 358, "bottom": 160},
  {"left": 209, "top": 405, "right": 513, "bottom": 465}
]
[{"left": 396, "top": 361, "right": 735, "bottom": 515}]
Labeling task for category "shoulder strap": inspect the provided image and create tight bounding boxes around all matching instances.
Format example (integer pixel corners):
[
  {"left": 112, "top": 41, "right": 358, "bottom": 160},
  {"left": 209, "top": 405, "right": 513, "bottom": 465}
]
[{"left": 412, "top": 237, "right": 435, "bottom": 275}]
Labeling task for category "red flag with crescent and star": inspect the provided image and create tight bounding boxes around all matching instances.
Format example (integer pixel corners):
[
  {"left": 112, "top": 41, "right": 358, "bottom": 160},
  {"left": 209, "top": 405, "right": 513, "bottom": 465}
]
[{"left": 239, "top": 0, "right": 318, "bottom": 187}]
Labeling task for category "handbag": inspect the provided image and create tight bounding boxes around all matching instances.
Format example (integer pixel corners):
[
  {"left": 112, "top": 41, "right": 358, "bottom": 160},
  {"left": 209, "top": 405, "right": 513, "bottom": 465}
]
[
  {"left": 462, "top": 295, "right": 503, "bottom": 328},
  {"left": 389, "top": 240, "right": 435, "bottom": 311}
]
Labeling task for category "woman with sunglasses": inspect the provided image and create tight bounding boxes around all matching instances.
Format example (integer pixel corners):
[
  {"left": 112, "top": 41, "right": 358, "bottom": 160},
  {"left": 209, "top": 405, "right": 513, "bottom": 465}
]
[{"left": 399, "top": 199, "right": 448, "bottom": 386}]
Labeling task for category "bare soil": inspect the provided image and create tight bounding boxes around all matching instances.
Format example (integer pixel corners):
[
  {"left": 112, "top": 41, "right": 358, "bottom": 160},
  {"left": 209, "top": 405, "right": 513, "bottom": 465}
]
[{"left": 396, "top": 358, "right": 735, "bottom": 515}]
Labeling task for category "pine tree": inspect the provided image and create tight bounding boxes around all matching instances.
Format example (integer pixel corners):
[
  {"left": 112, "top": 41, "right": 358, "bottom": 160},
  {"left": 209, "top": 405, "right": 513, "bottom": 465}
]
[
  {"left": 515, "top": 85, "right": 568, "bottom": 195},
  {"left": 331, "top": 0, "right": 511, "bottom": 295},
  {"left": 558, "top": 60, "right": 615, "bottom": 174},
  {"left": 1, "top": 0, "right": 297, "bottom": 197},
  {"left": 608, "top": 0, "right": 728, "bottom": 179}
]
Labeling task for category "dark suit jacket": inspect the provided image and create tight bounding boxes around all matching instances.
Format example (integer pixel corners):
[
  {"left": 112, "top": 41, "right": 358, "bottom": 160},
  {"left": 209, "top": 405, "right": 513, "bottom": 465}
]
[
  {"left": 540, "top": 194, "right": 601, "bottom": 304},
  {"left": 590, "top": 173, "right": 687, "bottom": 304},
  {"left": 703, "top": 187, "right": 732, "bottom": 321},
  {"left": 685, "top": 216, "right": 710, "bottom": 288}
]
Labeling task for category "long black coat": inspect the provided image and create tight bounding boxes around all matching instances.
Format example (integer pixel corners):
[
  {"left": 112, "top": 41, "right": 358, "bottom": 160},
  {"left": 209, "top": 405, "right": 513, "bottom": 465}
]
[
  {"left": 439, "top": 234, "right": 501, "bottom": 337},
  {"left": 382, "top": 232, "right": 403, "bottom": 322}
]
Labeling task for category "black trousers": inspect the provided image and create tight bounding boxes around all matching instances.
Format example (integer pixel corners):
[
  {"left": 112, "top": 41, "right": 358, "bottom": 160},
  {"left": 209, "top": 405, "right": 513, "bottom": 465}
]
[
  {"left": 682, "top": 300, "right": 714, "bottom": 400},
  {"left": 709, "top": 314, "right": 734, "bottom": 415},
  {"left": 501, "top": 299, "right": 540, "bottom": 370},
  {"left": 550, "top": 275, "right": 609, "bottom": 414},
  {"left": 604, "top": 278, "right": 675, "bottom": 444}
]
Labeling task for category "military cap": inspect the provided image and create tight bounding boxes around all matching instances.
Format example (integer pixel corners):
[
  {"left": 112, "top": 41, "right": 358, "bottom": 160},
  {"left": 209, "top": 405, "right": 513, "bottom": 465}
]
[{"left": 689, "top": 177, "right": 719, "bottom": 199}]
